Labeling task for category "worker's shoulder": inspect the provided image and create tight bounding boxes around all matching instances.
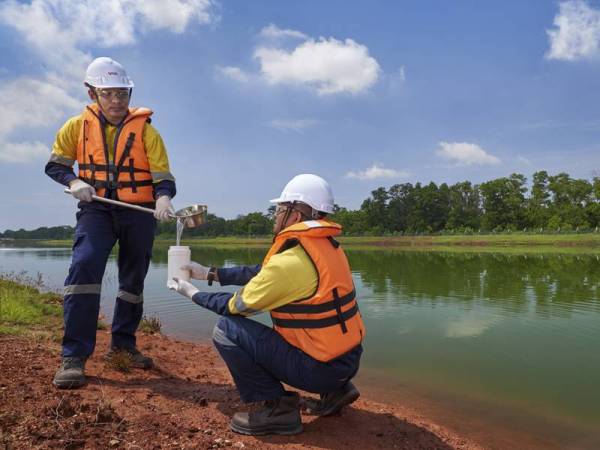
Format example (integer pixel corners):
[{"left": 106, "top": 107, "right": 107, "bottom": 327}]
[
  {"left": 143, "top": 120, "right": 161, "bottom": 135},
  {"left": 61, "top": 113, "right": 84, "bottom": 129},
  {"left": 55, "top": 113, "right": 84, "bottom": 139},
  {"left": 269, "top": 244, "right": 313, "bottom": 270}
]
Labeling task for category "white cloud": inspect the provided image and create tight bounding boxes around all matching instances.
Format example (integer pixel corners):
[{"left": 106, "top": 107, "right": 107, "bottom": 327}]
[
  {"left": 134, "top": 0, "right": 214, "bottom": 33},
  {"left": 436, "top": 142, "right": 501, "bottom": 166},
  {"left": 260, "top": 23, "right": 307, "bottom": 40},
  {"left": 0, "top": 141, "right": 48, "bottom": 164},
  {"left": 269, "top": 118, "right": 320, "bottom": 132},
  {"left": 0, "top": 0, "right": 215, "bottom": 164},
  {"left": 346, "top": 163, "right": 409, "bottom": 180},
  {"left": 387, "top": 65, "right": 406, "bottom": 93},
  {"left": 546, "top": 0, "right": 600, "bottom": 61},
  {"left": 0, "top": 78, "right": 81, "bottom": 137},
  {"left": 254, "top": 36, "right": 380, "bottom": 95},
  {"left": 0, "top": 0, "right": 215, "bottom": 76},
  {"left": 396, "top": 66, "right": 406, "bottom": 82},
  {"left": 517, "top": 155, "right": 531, "bottom": 165},
  {"left": 217, "top": 66, "right": 249, "bottom": 82},
  {"left": 445, "top": 315, "right": 498, "bottom": 338},
  {"left": 0, "top": 77, "right": 80, "bottom": 163}
]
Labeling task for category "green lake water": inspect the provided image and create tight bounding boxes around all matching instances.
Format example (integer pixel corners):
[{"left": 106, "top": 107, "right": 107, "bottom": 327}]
[{"left": 1, "top": 243, "right": 599, "bottom": 448}]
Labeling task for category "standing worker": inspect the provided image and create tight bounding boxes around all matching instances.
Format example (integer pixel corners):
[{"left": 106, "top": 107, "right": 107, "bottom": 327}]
[
  {"left": 170, "top": 174, "right": 365, "bottom": 435},
  {"left": 46, "top": 57, "right": 176, "bottom": 388}
]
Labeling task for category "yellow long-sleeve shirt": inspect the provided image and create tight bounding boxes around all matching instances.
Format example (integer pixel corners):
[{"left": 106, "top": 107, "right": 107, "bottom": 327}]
[{"left": 227, "top": 245, "right": 318, "bottom": 315}]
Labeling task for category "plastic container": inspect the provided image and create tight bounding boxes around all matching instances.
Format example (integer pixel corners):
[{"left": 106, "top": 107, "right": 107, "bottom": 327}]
[{"left": 167, "top": 245, "right": 191, "bottom": 287}]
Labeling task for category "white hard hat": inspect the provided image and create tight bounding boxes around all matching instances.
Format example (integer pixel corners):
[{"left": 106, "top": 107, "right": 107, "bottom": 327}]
[
  {"left": 84, "top": 57, "right": 134, "bottom": 88},
  {"left": 270, "top": 174, "right": 335, "bottom": 214}
]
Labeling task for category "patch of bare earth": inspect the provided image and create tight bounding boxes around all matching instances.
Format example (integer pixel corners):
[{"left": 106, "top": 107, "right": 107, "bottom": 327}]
[{"left": 0, "top": 332, "right": 480, "bottom": 449}]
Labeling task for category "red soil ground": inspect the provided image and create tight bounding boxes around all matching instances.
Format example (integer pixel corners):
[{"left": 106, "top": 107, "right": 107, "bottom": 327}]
[{"left": 0, "top": 331, "right": 481, "bottom": 450}]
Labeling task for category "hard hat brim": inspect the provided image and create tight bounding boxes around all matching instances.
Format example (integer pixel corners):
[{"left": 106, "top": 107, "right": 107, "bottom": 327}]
[{"left": 85, "top": 81, "right": 134, "bottom": 89}]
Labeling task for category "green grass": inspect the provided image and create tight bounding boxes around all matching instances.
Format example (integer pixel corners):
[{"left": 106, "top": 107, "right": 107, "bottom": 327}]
[
  {"left": 337, "top": 233, "right": 600, "bottom": 248},
  {"left": 33, "top": 232, "right": 600, "bottom": 253},
  {"left": 0, "top": 274, "right": 63, "bottom": 337},
  {"left": 97, "top": 317, "right": 108, "bottom": 330},
  {"left": 104, "top": 349, "right": 131, "bottom": 373},
  {"left": 138, "top": 315, "right": 162, "bottom": 334}
]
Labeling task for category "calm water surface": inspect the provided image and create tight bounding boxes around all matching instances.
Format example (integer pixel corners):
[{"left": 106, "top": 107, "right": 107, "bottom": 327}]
[{"left": 1, "top": 243, "right": 599, "bottom": 447}]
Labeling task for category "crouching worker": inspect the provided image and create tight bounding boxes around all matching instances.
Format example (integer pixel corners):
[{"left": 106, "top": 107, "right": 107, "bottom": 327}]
[{"left": 169, "top": 174, "right": 365, "bottom": 435}]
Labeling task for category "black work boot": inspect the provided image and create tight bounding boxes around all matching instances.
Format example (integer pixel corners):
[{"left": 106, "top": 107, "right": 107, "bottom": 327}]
[
  {"left": 303, "top": 381, "right": 360, "bottom": 416},
  {"left": 53, "top": 356, "right": 86, "bottom": 389},
  {"left": 105, "top": 347, "right": 154, "bottom": 369},
  {"left": 230, "top": 391, "right": 303, "bottom": 436}
]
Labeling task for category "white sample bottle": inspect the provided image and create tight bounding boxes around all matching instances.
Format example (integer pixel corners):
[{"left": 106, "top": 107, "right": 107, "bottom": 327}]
[{"left": 167, "top": 245, "right": 191, "bottom": 287}]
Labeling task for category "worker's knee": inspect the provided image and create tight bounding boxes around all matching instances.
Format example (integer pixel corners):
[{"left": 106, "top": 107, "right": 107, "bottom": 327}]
[{"left": 212, "top": 317, "right": 237, "bottom": 347}]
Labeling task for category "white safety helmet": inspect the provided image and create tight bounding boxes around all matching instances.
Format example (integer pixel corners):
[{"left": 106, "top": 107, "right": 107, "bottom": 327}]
[
  {"left": 270, "top": 174, "right": 335, "bottom": 214},
  {"left": 84, "top": 57, "right": 134, "bottom": 88}
]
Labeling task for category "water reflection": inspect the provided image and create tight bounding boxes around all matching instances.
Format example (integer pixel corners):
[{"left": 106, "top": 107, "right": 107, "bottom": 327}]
[
  {"left": 152, "top": 244, "right": 265, "bottom": 268},
  {"left": 347, "top": 251, "right": 600, "bottom": 317}
]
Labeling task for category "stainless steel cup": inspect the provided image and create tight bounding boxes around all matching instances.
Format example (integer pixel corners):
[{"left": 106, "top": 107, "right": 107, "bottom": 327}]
[{"left": 174, "top": 204, "right": 208, "bottom": 229}]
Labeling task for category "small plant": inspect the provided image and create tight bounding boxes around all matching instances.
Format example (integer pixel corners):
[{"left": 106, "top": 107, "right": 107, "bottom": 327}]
[
  {"left": 97, "top": 314, "right": 108, "bottom": 330},
  {"left": 105, "top": 349, "right": 131, "bottom": 373},
  {"left": 139, "top": 315, "right": 162, "bottom": 334}
]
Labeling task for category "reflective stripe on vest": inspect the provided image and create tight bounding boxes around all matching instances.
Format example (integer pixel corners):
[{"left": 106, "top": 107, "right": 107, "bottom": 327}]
[
  {"left": 266, "top": 220, "right": 365, "bottom": 362},
  {"left": 76, "top": 104, "right": 154, "bottom": 204}
]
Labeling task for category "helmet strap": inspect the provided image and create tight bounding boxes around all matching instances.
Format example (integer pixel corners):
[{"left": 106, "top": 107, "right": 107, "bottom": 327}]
[{"left": 281, "top": 202, "right": 295, "bottom": 228}]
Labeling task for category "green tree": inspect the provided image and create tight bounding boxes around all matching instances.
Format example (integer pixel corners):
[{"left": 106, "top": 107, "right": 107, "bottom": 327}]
[
  {"left": 360, "top": 187, "right": 389, "bottom": 234},
  {"left": 330, "top": 208, "right": 369, "bottom": 235},
  {"left": 548, "top": 173, "right": 592, "bottom": 229},
  {"left": 387, "top": 183, "right": 415, "bottom": 232},
  {"left": 526, "top": 171, "right": 551, "bottom": 229},
  {"left": 446, "top": 181, "right": 481, "bottom": 230},
  {"left": 480, "top": 174, "right": 527, "bottom": 231}
]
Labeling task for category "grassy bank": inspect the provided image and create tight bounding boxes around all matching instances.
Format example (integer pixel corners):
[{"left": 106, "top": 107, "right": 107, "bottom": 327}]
[
  {"left": 0, "top": 274, "right": 62, "bottom": 338},
  {"left": 339, "top": 233, "right": 600, "bottom": 248},
  {"left": 22, "top": 232, "right": 600, "bottom": 251},
  {"left": 154, "top": 232, "right": 600, "bottom": 249}
]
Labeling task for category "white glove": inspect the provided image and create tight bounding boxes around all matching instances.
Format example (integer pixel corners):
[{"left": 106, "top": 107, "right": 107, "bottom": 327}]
[
  {"left": 69, "top": 179, "right": 95, "bottom": 202},
  {"left": 155, "top": 195, "right": 175, "bottom": 222},
  {"left": 168, "top": 277, "right": 200, "bottom": 299},
  {"left": 181, "top": 262, "right": 210, "bottom": 280}
]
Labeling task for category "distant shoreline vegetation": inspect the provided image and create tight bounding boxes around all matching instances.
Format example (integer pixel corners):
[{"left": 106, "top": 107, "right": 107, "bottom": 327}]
[{"left": 2, "top": 171, "right": 599, "bottom": 239}]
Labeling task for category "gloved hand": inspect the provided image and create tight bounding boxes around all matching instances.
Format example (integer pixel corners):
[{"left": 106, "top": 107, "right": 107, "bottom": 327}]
[
  {"left": 69, "top": 179, "right": 95, "bottom": 202},
  {"left": 168, "top": 277, "right": 200, "bottom": 299},
  {"left": 181, "top": 262, "right": 210, "bottom": 280},
  {"left": 155, "top": 195, "right": 175, "bottom": 222}
]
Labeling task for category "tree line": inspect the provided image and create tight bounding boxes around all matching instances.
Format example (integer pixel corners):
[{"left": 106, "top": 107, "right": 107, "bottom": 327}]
[
  {"left": 2, "top": 171, "right": 599, "bottom": 239},
  {"left": 342, "top": 171, "right": 600, "bottom": 235}
]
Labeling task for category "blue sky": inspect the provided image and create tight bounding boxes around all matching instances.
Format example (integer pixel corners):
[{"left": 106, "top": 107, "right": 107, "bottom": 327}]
[{"left": 1, "top": 0, "right": 600, "bottom": 230}]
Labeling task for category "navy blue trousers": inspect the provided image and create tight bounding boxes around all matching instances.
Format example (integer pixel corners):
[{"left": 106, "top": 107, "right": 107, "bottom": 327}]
[
  {"left": 62, "top": 204, "right": 156, "bottom": 357},
  {"left": 212, "top": 315, "right": 362, "bottom": 403}
]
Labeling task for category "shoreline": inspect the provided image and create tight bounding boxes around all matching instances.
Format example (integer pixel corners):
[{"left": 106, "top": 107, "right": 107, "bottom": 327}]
[{"left": 1, "top": 331, "right": 482, "bottom": 450}]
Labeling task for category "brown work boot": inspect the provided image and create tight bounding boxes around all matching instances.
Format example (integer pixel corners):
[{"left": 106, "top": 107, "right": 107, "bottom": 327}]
[
  {"left": 230, "top": 391, "right": 303, "bottom": 436},
  {"left": 303, "top": 381, "right": 360, "bottom": 416}
]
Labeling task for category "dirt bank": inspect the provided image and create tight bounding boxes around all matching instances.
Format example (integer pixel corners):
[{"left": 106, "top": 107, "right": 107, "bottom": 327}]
[{"left": 0, "top": 331, "right": 480, "bottom": 450}]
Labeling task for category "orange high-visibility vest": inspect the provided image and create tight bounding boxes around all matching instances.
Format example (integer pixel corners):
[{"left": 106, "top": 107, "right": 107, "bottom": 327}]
[
  {"left": 265, "top": 220, "right": 365, "bottom": 362},
  {"left": 76, "top": 104, "right": 154, "bottom": 204}
]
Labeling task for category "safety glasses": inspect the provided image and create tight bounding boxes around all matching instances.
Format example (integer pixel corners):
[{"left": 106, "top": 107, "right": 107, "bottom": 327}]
[{"left": 95, "top": 88, "right": 130, "bottom": 101}]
